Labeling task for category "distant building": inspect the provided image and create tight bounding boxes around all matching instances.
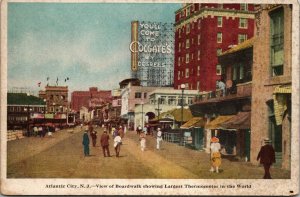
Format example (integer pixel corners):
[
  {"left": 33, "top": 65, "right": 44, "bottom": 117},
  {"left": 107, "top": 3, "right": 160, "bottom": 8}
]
[
  {"left": 71, "top": 87, "right": 111, "bottom": 112},
  {"left": 41, "top": 85, "right": 68, "bottom": 113},
  {"left": 120, "top": 79, "right": 157, "bottom": 130},
  {"left": 7, "top": 93, "right": 46, "bottom": 130},
  {"left": 174, "top": 3, "right": 255, "bottom": 91}
]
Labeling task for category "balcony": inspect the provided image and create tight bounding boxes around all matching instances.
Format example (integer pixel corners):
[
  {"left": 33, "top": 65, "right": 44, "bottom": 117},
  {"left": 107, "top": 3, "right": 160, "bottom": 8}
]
[{"left": 193, "top": 81, "right": 252, "bottom": 104}]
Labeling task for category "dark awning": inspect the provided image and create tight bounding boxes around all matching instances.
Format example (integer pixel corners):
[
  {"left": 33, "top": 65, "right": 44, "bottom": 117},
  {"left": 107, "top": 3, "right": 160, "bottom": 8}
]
[
  {"left": 220, "top": 111, "right": 251, "bottom": 130},
  {"left": 180, "top": 117, "right": 206, "bottom": 129}
]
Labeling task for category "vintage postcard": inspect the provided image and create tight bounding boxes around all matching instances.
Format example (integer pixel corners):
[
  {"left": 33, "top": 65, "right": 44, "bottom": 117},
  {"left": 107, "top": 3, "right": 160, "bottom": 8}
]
[{"left": 0, "top": 0, "right": 299, "bottom": 195}]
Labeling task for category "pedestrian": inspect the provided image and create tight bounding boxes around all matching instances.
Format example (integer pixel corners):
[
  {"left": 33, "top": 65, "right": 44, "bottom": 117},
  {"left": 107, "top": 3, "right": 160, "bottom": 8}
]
[
  {"left": 210, "top": 136, "right": 221, "bottom": 173},
  {"left": 38, "top": 126, "right": 43, "bottom": 137},
  {"left": 47, "top": 126, "right": 53, "bottom": 137},
  {"left": 112, "top": 128, "right": 118, "bottom": 138},
  {"left": 90, "top": 130, "right": 97, "bottom": 147},
  {"left": 114, "top": 133, "right": 122, "bottom": 157},
  {"left": 156, "top": 128, "right": 163, "bottom": 150},
  {"left": 80, "top": 123, "right": 83, "bottom": 130},
  {"left": 257, "top": 138, "right": 276, "bottom": 179},
  {"left": 139, "top": 131, "right": 146, "bottom": 151},
  {"left": 143, "top": 126, "right": 148, "bottom": 135},
  {"left": 100, "top": 130, "right": 111, "bottom": 157},
  {"left": 118, "top": 126, "right": 124, "bottom": 138},
  {"left": 33, "top": 126, "right": 38, "bottom": 137},
  {"left": 82, "top": 130, "right": 90, "bottom": 156},
  {"left": 136, "top": 125, "right": 142, "bottom": 135}
]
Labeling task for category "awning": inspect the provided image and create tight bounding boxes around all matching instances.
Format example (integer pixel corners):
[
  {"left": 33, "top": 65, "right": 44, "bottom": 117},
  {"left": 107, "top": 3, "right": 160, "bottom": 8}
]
[
  {"left": 205, "top": 115, "right": 235, "bottom": 129},
  {"left": 220, "top": 112, "right": 251, "bottom": 130},
  {"left": 180, "top": 117, "right": 206, "bottom": 129},
  {"left": 273, "top": 85, "right": 291, "bottom": 125},
  {"left": 152, "top": 108, "right": 193, "bottom": 122}
]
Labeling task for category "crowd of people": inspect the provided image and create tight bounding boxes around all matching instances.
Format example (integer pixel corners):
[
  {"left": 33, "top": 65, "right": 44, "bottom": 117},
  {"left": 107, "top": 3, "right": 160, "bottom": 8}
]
[{"left": 82, "top": 124, "right": 276, "bottom": 179}]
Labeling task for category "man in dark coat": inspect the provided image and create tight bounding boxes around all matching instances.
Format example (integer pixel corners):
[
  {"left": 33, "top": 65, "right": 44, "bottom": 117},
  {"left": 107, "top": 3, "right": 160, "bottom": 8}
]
[
  {"left": 82, "top": 130, "right": 90, "bottom": 156},
  {"left": 257, "top": 138, "right": 276, "bottom": 179},
  {"left": 90, "top": 130, "right": 97, "bottom": 147},
  {"left": 100, "top": 130, "right": 111, "bottom": 157}
]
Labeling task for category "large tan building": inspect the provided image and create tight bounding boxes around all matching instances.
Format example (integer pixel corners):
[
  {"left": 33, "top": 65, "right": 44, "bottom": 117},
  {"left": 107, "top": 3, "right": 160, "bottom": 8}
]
[
  {"left": 251, "top": 5, "right": 292, "bottom": 170},
  {"left": 42, "top": 86, "right": 69, "bottom": 113}
]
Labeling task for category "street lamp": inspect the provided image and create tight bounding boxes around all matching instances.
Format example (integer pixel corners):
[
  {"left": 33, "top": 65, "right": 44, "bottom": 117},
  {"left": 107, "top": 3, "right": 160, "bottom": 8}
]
[
  {"left": 141, "top": 101, "right": 144, "bottom": 128},
  {"left": 157, "top": 95, "right": 161, "bottom": 122},
  {"left": 180, "top": 84, "right": 186, "bottom": 127}
]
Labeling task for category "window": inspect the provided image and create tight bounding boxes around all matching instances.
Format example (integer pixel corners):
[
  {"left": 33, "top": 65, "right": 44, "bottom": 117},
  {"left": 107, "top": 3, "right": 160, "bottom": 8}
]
[
  {"left": 186, "top": 39, "right": 190, "bottom": 49},
  {"left": 160, "top": 96, "right": 166, "bottom": 104},
  {"left": 197, "top": 66, "right": 200, "bottom": 76},
  {"left": 179, "top": 43, "right": 181, "bottom": 52},
  {"left": 238, "top": 34, "right": 247, "bottom": 44},
  {"left": 185, "top": 83, "right": 189, "bottom": 90},
  {"left": 233, "top": 66, "right": 237, "bottom": 80},
  {"left": 168, "top": 96, "right": 176, "bottom": 105},
  {"left": 198, "top": 20, "right": 201, "bottom": 29},
  {"left": 270, "top": 8, "right": 284, "bottom": 76},
  {"left": 239, "top": 64, "right": 244, "bottom": 79},
  {"left": 179, "top": 28, "right": 181, "bottom": 38},
  {"left": 185, "top": 68, "right": 189, "bottom": 78},
  {"left": 197, "top": 81, "right": 200, "bottom": 90},
  {"left": 186, "top": 7, "right": 191, "bottom": 16},
  {"left": 216, "top": 65, "right": 222, "bottom": 75},
  {"left": 198, "top": 35, "right": 201, "bottom": 45},
  {"left": 217, "top": 16, "right": 223, "bottom": 27},
  {"left": 218, "top": 4, "right": 223, "bottom": 9},
  {"left": 188, "top": 97, "right": 193, "bottom": 105},
  {"left": 178, "top": 57, "right": 181, "bottom": 66},
  {"left": 217, "top": 32, "right": 222, "bottom": 43},
  {"left": 144, "top": 92, "right": 147, "bottom": 99},
  {"left": 186, "top": 53, "right": 190, "bottom": 63},
  {"left": 186, "top": 23, "right": 190, "bottom": 34},
  {"left": 135, "top": 92, "right": 142, "bottom": 98},
  {"left": 198, "top": 50, "right": 201, "bottom": 60},
  {"left": 239, "top": 18, "right": 248, "bottom": 28},
  {"left": 191, "top": 53, "right": 194, "bottom": 60},
  {"left": 240, "top": 4, "right": 248, "bottom": 11},
  {"left": 178, "top": 71, "right": 180, "bottom": 80},
  {"left": 217, "top": 48, "right": 222, "bottom": 56}
]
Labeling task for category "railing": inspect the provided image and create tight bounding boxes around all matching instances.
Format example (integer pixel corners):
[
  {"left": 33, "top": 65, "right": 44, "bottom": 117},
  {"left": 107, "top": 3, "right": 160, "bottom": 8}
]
[{"left": 193, "top": 82, "right": 252, "bottom": 103}]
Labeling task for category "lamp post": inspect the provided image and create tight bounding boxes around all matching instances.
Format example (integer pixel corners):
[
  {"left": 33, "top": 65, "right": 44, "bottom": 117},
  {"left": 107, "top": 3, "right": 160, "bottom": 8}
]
[
  {"left": 157, "top": 95, "right": 161, "bottom": 122},
  {"left": 180, "top": 84, "right": 186, "bottom": 127},
  {"left": 141, "top": 101, "right": 144, "bottom": 128},
  {"left": 43, "top": 99, "right": 47, "bottom": 125}
]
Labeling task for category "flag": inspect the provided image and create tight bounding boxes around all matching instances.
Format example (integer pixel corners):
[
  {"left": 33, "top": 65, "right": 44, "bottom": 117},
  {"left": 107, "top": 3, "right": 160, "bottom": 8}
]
[
  {"left": 64, "top": 77, "right": 70, "bottom": 82},
  {"left": 47, "top": 77, "right": 49, "bottom": 81},
  {"left": 37, "top": 82, "right": 41, "bottom": 87},
  {"left": 56, "top": 77, "right": 58, "bottom": 86}
]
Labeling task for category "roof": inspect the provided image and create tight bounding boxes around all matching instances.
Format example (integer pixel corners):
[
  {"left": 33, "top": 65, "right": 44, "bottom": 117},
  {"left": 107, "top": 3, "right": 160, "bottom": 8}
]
[
  {"left": 154, "top": 108, "right": 193, "bottom": 122},
  {"left": 205, "top": 115, "right": 235, "bottom": 129},
  {"left": 7, "top": 93, "right": 46, "bottom": 105},
  {"left": 180, "top": 117, "right": 206, "bottom": 129},
  {"left": 220, "top": 37, "right": 255, "bottom": 56},
  {"left": 220, "top": 112, "right": 251, "bottom": 130}
]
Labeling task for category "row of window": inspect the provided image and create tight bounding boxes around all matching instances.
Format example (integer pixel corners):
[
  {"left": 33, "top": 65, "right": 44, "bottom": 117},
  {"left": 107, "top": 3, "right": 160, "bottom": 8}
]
[
  {"left": 8, "top": 106, "right": 45, "bottom": 113},
  {"left": 176, "top": 82, "right": 201, "bottom": 91},
  {"left": 178, "top": 66, "right": 201, "bottom": 80},
  {"left": 135, "top": 92, "right": 147, "bottom": 99},
  {"left": 49, "top": 94, "right": 66, "bottom": 101},
  {"left": 7, "top": 116, "right": 28, "bottom": 121},
  {"left": 150, "top": 96, "right": 195, "bottom": 106},
  {"left": 178, "top": 18, "right": 248, "bottom": 38},
  {"left": 179, "top": 4, "right": 249, "bottom": 19}
]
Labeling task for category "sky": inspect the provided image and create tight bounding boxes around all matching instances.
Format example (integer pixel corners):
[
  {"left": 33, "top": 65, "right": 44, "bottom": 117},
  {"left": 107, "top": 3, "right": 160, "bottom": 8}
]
[{"left": 8, "top": 3, "right": 181, "bottom": 95}]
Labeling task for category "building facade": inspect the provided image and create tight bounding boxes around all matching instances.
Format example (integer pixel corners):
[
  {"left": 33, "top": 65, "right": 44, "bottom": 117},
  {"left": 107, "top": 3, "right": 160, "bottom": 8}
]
[
  {"left": 251, "top": 4, "right": 292, "bottom": 170},
  {"left": 7, "top": 93, "right": 46, "bottom": 130},
  {"left": 71, "top": 87, "right": 111, "bottom": 112},
  {"left": 174, "top": 3, "right": 255, "bottom": 91},
  {"left": 43, "top": 86, "right": 68, "bottom": 113}
]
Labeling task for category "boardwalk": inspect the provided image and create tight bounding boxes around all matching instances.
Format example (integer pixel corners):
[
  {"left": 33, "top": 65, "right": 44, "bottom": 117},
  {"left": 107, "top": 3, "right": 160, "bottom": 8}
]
[{"left": 7, "top": 127, "right": 290, "bottom": 179}]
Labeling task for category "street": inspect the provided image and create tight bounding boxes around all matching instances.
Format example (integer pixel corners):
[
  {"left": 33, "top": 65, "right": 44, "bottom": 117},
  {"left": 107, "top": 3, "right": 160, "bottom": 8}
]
[{"left": 7, "top": 127, "right": 290, "bottom": 179}]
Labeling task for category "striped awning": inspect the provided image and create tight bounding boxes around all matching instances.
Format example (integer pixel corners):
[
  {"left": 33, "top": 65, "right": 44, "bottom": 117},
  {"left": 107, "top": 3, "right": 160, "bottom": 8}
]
[
  {"left": 274, "top": 85, "right": 292, "bottom": 94},
  {"left": 180, "top": 117, "right": 206, "bottom": 129},
  {"left": 205, "top": 115, "right": 235, "bottom": 129},
  {"left": 273, "top": 85, "right": 291, "bottom": 125}
]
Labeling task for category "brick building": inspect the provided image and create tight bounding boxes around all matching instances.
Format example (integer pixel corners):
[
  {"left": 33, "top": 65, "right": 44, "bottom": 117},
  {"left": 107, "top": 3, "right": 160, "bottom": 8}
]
[
  {"left": 39, "top": 86, "right": 68, "bottom": 113},
  {"left": 71, "top": 87, "right": 111, "bottom": 112},
  {"left": 174, "top": 3, "right": 255, "bottom": 91}
]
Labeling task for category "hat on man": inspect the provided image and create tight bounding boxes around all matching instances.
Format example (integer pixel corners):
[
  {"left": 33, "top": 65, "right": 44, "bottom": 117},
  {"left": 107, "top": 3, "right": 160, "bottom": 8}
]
[
  {"left": 264, "top": 138, "right": 271, "bottom": 144},
  {"left": 158, "top": 128, "right": 161, "bottom": 131}
]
